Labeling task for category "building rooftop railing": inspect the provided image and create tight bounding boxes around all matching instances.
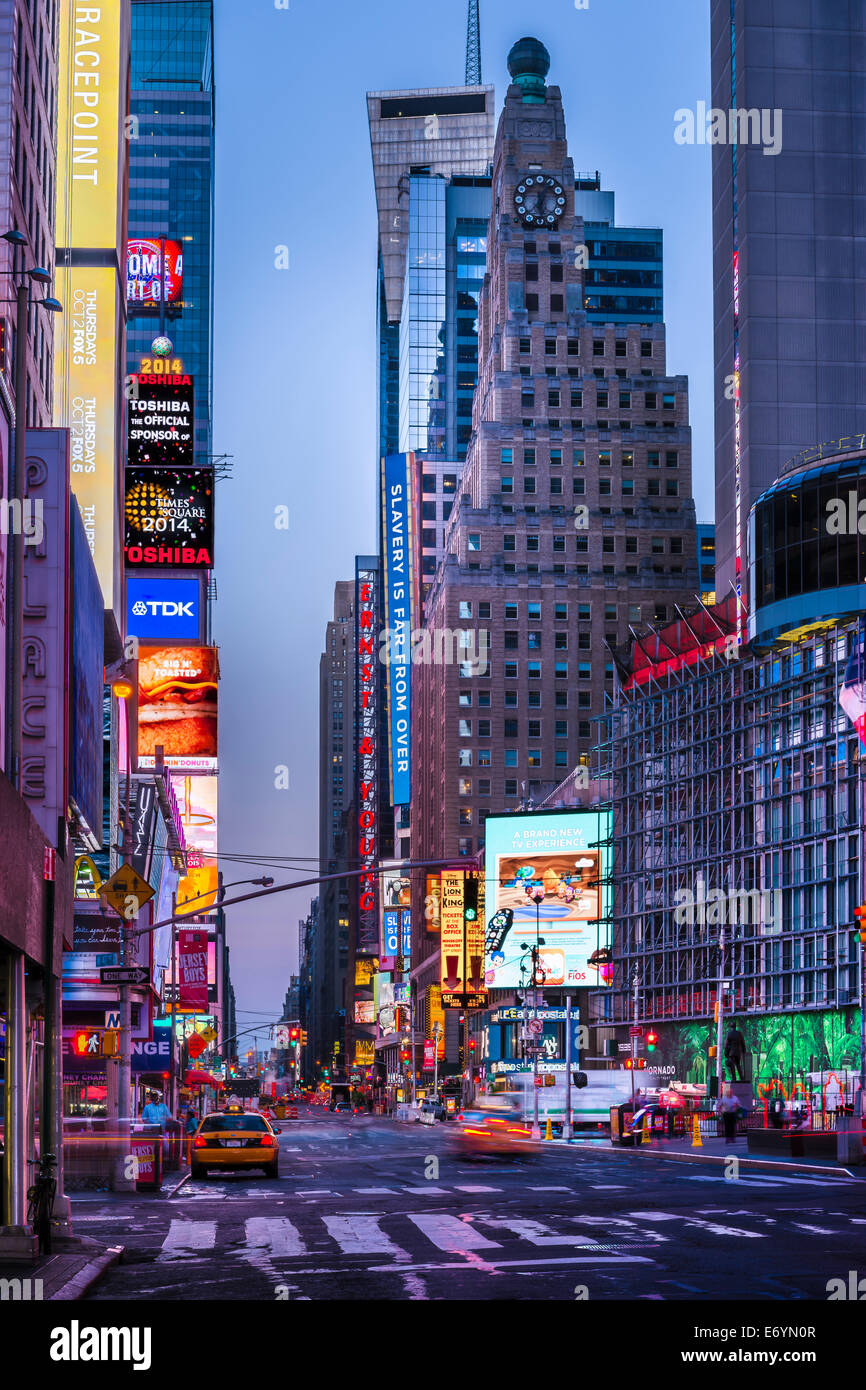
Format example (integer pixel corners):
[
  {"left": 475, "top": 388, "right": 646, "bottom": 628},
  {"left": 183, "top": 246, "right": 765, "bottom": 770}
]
[{"left": 780, "top": 435, "right": 866, "bottom": 477}]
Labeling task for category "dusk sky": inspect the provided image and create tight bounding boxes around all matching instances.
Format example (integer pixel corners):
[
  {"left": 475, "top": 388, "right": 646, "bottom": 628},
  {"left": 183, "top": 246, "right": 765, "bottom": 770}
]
[{"left": 211, "top": 0, "right": 713, "bottom": 1035}]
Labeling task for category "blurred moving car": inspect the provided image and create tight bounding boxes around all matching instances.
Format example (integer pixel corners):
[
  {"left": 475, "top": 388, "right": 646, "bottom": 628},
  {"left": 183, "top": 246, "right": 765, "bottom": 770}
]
[
  {"left": 191, "top": 1109, "right": 282, "bottom": 1178},
  {"left": 451, "top": 1094, "right": 543, "bottom": 1157},
  {"left": 333, "top": 1100, "right": 352, "bottom": 1114}
]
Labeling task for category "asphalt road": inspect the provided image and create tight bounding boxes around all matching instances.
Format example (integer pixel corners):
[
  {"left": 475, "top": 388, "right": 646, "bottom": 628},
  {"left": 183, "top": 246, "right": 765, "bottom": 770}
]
[{"left": 72, "top": 1105, "right": 866, "bottom": 1301}]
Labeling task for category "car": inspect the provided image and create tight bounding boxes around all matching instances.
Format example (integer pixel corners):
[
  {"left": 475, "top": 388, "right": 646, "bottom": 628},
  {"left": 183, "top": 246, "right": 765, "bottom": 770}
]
[
  {"left": 191, "top": 1110, "right": 282, "bottom": 1178},
  {"left": 333, "top": 1101, "right": 352, "bottom": 1113},
  {"left": 450, "top": 1096, "right": 543, "bottom": 1159}
]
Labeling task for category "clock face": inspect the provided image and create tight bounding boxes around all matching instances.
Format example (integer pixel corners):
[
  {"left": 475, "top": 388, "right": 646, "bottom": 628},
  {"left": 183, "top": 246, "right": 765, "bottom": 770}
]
[{"left": 513, "top": 173, "right": 566, "bottom": 228}]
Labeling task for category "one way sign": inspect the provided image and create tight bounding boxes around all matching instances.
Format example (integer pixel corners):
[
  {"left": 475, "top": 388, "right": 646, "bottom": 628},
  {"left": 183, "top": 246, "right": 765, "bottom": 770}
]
[{"left": 99, "top": 966, "right": 149, "bottom": 987}]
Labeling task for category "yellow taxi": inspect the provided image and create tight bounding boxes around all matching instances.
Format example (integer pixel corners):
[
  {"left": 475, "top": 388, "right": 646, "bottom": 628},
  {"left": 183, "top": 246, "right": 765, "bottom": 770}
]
[{"left": 191, "top": 1105, "right": 281, "bottom": 1179}]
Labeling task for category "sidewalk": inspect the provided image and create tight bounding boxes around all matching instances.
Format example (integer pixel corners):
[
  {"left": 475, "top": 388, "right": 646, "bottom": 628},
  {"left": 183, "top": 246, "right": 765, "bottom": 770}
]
[
  {"left": 0, "top": 1236, "right": 124, "bottom": 1301},
  {"left": 549, "top": 1131, "right": 864, "bottom": 1177}
]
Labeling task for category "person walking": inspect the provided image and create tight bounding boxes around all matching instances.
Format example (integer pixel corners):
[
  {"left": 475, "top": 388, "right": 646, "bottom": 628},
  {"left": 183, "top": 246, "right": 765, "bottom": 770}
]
[
  {"left": 141, "top": 1092, "right": 171, "bottom": 1131},
  {"left": 715, "top": 1084, "right": 740, "bottom": 1142}
]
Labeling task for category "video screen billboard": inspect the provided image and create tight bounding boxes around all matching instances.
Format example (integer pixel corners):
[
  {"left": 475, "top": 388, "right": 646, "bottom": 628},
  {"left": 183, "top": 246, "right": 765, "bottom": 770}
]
[
  {"left": 137, "top": 646, "right": 218, "bottom": 772},
  {"left": 126, "top": 238, "right": 183, "bottom": 308},
  {"left": 484, "top": 811, "right": 611, "bottom": 989},
  {"left": 126, "top": 576, "right": 202, "bottom": 643},
  {"left": 127, "top": 375, "right": 194, "bottom": 468},
  {"left": 124, "top": 467, "right": 213, "bottom": 569}
]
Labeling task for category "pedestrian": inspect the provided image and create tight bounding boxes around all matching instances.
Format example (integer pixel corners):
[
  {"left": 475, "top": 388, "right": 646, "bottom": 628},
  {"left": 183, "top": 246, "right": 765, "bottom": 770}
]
[
  {"left": 715, "top": 1084, "right": 739, "bottom": 1142},
  {"left": 141, "top": 1092, "right": 171, "bottom": 1131}
]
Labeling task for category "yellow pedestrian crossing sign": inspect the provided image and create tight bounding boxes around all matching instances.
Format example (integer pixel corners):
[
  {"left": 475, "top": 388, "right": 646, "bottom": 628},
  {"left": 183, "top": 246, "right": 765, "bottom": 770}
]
[
  {"left": 200, "top": 1027, "right": 217, "bottom": 1044},
  {"left": 100, "top": 866, "right": 155, "bottom": 920}
]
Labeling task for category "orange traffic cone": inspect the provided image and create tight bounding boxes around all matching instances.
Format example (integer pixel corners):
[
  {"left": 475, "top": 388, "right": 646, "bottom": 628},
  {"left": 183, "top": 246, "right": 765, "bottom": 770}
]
[{"left": 691, "top": 1113, "right": 702, "bottom": 1147}]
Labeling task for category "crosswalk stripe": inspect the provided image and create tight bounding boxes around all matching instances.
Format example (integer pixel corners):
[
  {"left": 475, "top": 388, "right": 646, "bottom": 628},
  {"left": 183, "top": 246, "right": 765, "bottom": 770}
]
[
  {"left": 408, "top": 1213, "right": 501, "bottom": 1252},
  {"left": 454, "top": 1185, "right": 500, "bottom": 1193},
  {"left": 403, "top": 1186, "right": 449, "bottom": 1195},
  {"left": 628, "top": 1210, "right": 766, "bottom": 1238},
  {"left": 354, "top": 1188, "right": 396, "bottom": 1194},
  {"left": 244, "top": 1217, "right": 305, "bottom": 1258},
  {"left": 324, "top": 1215, "right": 409, "bottom": 1257},
  {"left": 158, "top": 1220, "right": 216, "bottom": 1260}
]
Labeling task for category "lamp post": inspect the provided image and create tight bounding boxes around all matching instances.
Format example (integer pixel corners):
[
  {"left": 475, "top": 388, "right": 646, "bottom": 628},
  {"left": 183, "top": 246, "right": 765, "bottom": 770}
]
[{"left": 110, "top": 672, "right": 137, "bottom": 1192}]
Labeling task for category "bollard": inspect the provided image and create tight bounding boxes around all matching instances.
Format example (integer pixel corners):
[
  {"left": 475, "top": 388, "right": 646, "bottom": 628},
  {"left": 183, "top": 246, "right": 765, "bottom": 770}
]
[
  {"left": 545, "top": 1117, "right": 553, "bottom": 1141},
  {"left": 691, "top": 1113, "right": 702, "bottom": 1148}
]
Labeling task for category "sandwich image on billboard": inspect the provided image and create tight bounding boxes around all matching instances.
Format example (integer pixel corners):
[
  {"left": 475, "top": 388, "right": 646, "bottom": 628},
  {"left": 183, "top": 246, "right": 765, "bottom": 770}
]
[
  {"left": 127, "top": 238, "right": 184, "bottom": 309},
  {"left": 484, "top": 811, "right": 612, "bottom": 989},
  {"left": 127, "top": 375, "right": 195, "bottom": 469},
  {"left": 137, "top": 645, "right": 218, "bottom": 771},
  {"left": 124, "top": 467, "right": 213, "bottom": 568}
]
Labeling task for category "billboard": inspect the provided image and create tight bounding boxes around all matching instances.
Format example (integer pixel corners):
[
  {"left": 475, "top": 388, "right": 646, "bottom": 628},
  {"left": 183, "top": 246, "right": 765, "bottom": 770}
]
[
  {"left": 124, "top": 467, "right": 213, "bottom": 569},
  {"left": 137, "top": 646, "right": 218, "bottom": 771},
  {"left": 54, "top": 264, "right": 120, "bottom": 606},
  {"left": 438, "top": 871, "right": 485, "bottom": 1003},
  {"left": 355, "top": 560, "right": 379, "bottom": 954},
  {"left": 484, "top": 812, "right": 612, "bottom": 989},
  {"left": 178, "top": 929, "right": 209, "bottom": 1010},
  {"left": 127, "top": 375, "right": 194, "bottom": 468},
  {"left": 126, "top": 576, "right": 202, "bottom": 642},
  {"left": 173, "top": 775, "right": 218, "bottom": 914},
  {"left": 127, "top": 238, "right": 183, "bottom": 308},
  {"left": 381, "top": 453, "right": 417, "bottom": 806},
  {"left": 56, "top": 0, "right": 125, "bottom": 250},
  {"left": 70, "top": 497, "right": 104, "bottom": 841}
]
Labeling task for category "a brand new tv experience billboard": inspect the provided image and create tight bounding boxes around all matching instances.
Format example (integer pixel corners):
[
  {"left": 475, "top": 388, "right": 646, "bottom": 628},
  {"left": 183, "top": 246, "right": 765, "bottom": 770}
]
[{"left": 484, "top": 810, "right": 612, "bottom": 989}]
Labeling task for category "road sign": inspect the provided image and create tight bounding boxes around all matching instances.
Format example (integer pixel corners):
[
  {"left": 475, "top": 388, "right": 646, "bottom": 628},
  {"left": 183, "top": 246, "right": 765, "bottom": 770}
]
[
  {"left": 274, "top": 1025, "right": 289, "bottom": 1048},
  {"left": 200, "top": 1027, "right": 217, "bottom": 1045},
  {"left": 629, "top": 1025, "right": 643, "bottom": 1037},
  {"left": 100, "top": 866, "right": 155, "bottom": 920},
  {"left": 187, "top": 1034, "right": 207, "bottom": 1060},
  {"left": 99, "top": 966, "right": 149, "bottom": 986},
  {"left": 526, "top": 1018, "right": 544, "bottom": 1036}
]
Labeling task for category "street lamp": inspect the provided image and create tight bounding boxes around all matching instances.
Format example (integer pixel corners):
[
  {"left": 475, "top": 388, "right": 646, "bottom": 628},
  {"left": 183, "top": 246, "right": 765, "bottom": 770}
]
[{"left": 1, "top": 228, "right": 62, "bottom": 789}]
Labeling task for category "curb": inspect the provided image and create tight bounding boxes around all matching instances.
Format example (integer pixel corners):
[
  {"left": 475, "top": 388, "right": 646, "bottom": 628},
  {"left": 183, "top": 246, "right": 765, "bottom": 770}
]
[
  {"left": 561, "top": 1138, "right": 862, "bottom": 1179},
  {"left": 166, "top": 1171, "right": 192, "bottom": 1198},
  {"left": 50, "top": 1245, "right": 125, "bottom": 1301}
]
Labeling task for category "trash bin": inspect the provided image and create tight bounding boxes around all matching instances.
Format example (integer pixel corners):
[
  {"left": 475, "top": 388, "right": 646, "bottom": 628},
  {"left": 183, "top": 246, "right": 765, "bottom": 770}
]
[
  {"left": 611, "top": 1103, "right": 635, "bottom": 1146},
  {"left": 131, "top": 1127, "right": 162, "bottom": 1192}
]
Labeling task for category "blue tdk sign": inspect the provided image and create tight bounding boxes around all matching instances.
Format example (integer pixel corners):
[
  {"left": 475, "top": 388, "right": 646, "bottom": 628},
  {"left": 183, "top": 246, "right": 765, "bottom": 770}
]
[{"left": 126, "top": 576, "right": 200, "bottom": 640}]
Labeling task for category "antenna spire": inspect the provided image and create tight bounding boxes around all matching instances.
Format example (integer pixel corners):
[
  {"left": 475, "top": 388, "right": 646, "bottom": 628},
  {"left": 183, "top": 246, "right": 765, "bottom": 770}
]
[{"left": 465, "top": 0, "right": 481, "bottom": 85}]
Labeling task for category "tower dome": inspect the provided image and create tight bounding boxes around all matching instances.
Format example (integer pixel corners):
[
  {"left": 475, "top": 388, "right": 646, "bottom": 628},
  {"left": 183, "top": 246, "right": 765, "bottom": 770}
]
[{"left": 507, "top": 36, "right": 550, "bottom": 102}]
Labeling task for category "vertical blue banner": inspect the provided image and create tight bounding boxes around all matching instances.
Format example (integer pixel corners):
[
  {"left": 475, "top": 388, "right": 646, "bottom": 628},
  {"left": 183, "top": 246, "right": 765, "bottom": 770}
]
[{"left": 382, "top": 453, "right": 414, "bottom": 806}]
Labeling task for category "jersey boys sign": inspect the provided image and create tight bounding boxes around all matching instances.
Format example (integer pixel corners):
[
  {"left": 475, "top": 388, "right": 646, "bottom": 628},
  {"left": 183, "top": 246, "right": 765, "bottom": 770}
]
[
  {"left": 124, "top": 467, "right": 213, "bottom": 569},
  {"left": 128, "top": 374, "right": 194, "bottom": 468},
  {"left": 355, "top": 560, "right": 379, "bottom": 956}
]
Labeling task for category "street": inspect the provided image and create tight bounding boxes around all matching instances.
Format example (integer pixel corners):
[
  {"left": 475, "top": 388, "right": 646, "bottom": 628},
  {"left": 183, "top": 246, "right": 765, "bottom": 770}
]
[{"left": 74, "top": 1107, "right": 866, "bottom": 1301}]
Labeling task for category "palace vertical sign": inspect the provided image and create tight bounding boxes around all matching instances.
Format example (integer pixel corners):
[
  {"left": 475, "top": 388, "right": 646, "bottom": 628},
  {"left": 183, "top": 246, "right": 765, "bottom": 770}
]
[{"left": 355, "top": 559, "right": 379, "bottom": 955}]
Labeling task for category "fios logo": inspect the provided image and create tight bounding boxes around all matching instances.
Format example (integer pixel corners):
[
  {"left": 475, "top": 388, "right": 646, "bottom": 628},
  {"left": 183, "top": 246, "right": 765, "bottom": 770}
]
[{"left": 126, "top": 580, "right": 199, "bottom": 638}]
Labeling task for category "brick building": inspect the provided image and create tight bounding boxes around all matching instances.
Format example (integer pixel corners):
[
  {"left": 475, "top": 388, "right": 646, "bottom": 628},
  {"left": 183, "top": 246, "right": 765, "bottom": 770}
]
[{"left": 410, "top": 37, "right": 700, "bottom": 1011}]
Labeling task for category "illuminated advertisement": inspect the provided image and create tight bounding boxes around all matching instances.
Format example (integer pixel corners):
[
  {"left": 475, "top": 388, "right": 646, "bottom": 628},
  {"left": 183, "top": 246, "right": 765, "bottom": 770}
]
[
  {"left": 178, "top": 929, "right": 209, "bottom": 1011},
  {"left": 54, "top": 264, "right": 119, "bottom": 606},
  {"left": 355, "top": 1039, "right": 375, "bottom": 1065},
  {"left": 354, "top": 1001, "right": 375, "bottom": 1024},
  {"left": 124, "top": 467, "right": 213, "bottom": 569},
  {"left": 127, "top": 374, "right": 194, "bottom": 468},
  {"left": 382, "top": 910, "right": 411, "bottom": 964},
  {"left": 438, "top": 871, "right": 485, "bottom": 1003},
  {"left": 57, "top": 0, "right": 125, "bottom": 250},
  {"left": 355, "top": 560, "right": 379, "bottom": 954},
  {"left": 381, "top": 453, "right": 417, "bottom": 806},
  {"left": 484, "top": 811, "right": 612, "bottom": 989},
  {"left": 355, "top": 958, "right": 376, "bottom": 987},
  {"left": 126, "top": 576, "right": 202, "bottom": 643},
  {"left": 127, "top": 238, "right": 183, "bottom": 308},
  {"left": 138, "top": 645, "right": 218, "bottom": 771},
  {"left": 173, "top": 774, "right": 218, "bottom": 914}
]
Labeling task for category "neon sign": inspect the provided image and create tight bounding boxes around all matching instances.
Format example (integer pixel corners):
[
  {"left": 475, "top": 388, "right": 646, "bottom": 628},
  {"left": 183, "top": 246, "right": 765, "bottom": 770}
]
[{"left": 355, "top": 562, "right": 379, "bottom": 955}]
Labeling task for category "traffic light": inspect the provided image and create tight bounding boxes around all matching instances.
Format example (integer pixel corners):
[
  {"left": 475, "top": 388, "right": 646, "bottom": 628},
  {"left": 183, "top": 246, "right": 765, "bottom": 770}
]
[
  {"left": 855, "top": 904, "right": 866, "bottom": 944},
  {"left": 646, "top": 1030, "right": 658, "bottom": 1053},
  {"left": 624, "top": 1057, "right": 634, "bottom": 1070},
  {"left": 289, "top": 1027, "right": 300, "bottom": 1045},
  {"left": 708, "top": 1045, "right": 717, "bottom": 1058},
  {"left": 103, "top": 1030, "right": 119, "bottom": 1057},
  {"left": 464, "top": 874, "right": 479, "bottom": 923},
  {"left": 300, "top": 1030, "right": 308, "bottom": 1045},
  {"left": 636, "top": 1057, "right": 646, "bottom": 1070}
]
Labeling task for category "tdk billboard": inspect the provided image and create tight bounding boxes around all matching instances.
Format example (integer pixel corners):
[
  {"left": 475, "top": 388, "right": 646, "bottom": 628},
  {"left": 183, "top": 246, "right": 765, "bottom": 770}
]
[{"left": 126, "top": 576, "right": 201, "bottom": 641}]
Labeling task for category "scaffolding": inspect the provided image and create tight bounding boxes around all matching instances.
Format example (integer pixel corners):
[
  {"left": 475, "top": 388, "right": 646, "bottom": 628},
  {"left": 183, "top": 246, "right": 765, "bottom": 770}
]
[{"left": 593, "top": 615, "right": 862, "bottom": 1043}]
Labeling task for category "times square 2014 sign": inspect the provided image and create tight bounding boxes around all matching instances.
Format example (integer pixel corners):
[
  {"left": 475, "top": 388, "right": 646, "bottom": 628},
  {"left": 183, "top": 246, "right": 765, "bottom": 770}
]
[{"left": 356, "top": 562, "right": 379, "bottom": 956}]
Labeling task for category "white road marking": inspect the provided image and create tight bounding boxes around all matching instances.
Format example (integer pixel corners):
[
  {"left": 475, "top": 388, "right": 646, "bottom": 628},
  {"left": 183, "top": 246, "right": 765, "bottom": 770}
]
[
  {"left": 476, "top": 1215, "right": 630, "bottom": 1249},
  {"left": 158, "top": 1220, "right": 216, "bottom": 1260},
  {"left": 355, "top": 1188, "right": 396, "bottom": 1194},
  {"left": 628, "top": 1210, "right": 766, "bottom": 1238},
  {"left": 530, "top": 1186, "right": 573, "bottom": 1192},
  {"left": 403, "top": 1186, "right": 449, "bottom": 1195},
  {"left": 793, "top": 1223, "right": 837, "bottom": 1235},
  {"left": 324, "top": 1215, "right": 409, "bottom": 1258},
  {"left": 454, "top": 1185, "right": 500, "bottom": 1193},
  {"left": 408, "top": 1213, "right": 501, "bottom": 1253},
  {"left": 590, "top": 1185, "right": 626, "bottom": 1191},
  {"left": 244, "top": 1216, "right": 305, "bottom": 1258}
]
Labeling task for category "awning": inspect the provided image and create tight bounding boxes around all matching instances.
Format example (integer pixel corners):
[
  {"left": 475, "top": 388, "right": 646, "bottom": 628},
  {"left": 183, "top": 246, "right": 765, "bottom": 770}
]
[{"left": 185, "top": 1069, "right": 224, "bottom": 1088}]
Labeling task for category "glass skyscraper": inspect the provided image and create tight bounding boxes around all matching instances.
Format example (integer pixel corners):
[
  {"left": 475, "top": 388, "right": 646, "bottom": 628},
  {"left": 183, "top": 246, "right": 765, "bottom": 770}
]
[{"left": 127, "top": 0, "right": 215, "bottom": 460}]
